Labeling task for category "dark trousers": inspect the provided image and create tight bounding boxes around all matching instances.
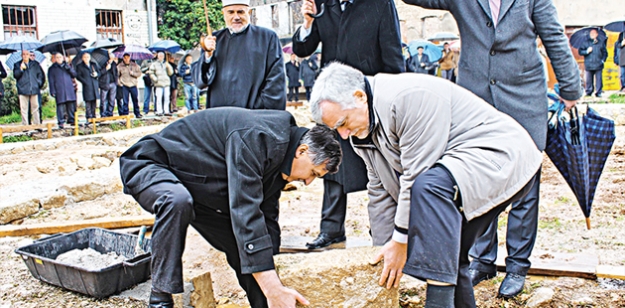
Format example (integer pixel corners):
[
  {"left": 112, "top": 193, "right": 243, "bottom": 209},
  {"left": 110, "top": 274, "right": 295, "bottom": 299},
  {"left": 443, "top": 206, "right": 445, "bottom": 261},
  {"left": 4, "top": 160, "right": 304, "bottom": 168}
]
[
  {"left": 320, "top": 179, "right": 347, "bottom": 237},
  {"left": 85, "top": 100, "right": 97, "bottom": 120},
  {"left": 469, "top": 170, "right": 541, "bottom": 276},
  {"left": 100, "top": 83, "right": 117, "bottom": 117},
  {"left": 170, "top": 87, "right": 178, "bottom": 112},
  {"left": 441, "top": 69, "right": 454, "bottom": 80},
  {"left": 403, "top": 165, "right": 536, "bottom": 308},
  {"left": 116, "top": 85, "right": 124, "bottom": 116},
  {"left": 56, "top": 100, "right": 76, "bottom": 125},
  {"left": 288, "top": 87, "right": 299, "bottom": 102},
  {"left": 305, "top": 87, "right": 312, "bottom": 101},
  {"left": 620, "top": 66, "right": 625, "bottom": 90},
  {"left": 122, "top": 86, "right": 141, "bottom": 116},
  {"left": 585, "top": 69, "right": 603, "bottom": 96},
  {"left": 133, "top": 181, "right": 280, "bottom": 308}
]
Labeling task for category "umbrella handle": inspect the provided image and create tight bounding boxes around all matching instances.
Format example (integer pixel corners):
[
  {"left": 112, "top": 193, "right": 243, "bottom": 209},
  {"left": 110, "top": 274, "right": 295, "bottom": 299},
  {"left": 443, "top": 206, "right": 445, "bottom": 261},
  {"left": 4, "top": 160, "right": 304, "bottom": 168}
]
[
  {"left": 307, "top": 3, "right": 326, "bottom": 18},
  {"left": 585, "top": 217, "right": 591, "bottom": 230}
]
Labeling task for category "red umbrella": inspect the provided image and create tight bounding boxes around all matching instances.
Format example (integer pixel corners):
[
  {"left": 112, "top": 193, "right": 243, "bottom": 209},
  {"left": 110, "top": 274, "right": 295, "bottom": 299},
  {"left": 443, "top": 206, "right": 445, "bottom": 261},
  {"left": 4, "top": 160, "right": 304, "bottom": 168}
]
[
  {"left": 282, "top": 43, "right": 293, "bottom": 54},
  {"left": 113, "top": 44, "right": 154, "bottom": 60}
]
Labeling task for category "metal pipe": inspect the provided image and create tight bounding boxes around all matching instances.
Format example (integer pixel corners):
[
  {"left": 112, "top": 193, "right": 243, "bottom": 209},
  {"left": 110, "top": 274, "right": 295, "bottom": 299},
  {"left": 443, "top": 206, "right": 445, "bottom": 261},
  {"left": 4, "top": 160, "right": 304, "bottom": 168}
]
[{"left": 146, "top": 0, "right": 155, "bottom": 45}]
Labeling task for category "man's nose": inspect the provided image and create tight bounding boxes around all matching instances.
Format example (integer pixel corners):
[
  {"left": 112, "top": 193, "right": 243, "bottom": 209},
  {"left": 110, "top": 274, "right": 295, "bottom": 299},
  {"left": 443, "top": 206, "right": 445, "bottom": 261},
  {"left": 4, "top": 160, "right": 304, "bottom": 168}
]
[
  {"left": 304, "top": 177, "right": 315, "bottom": 186},
  {"left": 337, "top": 128, "right": 350, "bottom": 139}
]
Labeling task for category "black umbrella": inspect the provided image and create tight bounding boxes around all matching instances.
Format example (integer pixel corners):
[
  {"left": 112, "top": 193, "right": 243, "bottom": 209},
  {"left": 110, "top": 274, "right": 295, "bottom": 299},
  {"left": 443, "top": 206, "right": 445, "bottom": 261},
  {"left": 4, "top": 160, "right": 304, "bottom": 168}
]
[
  {"left": 39, "top": 30, "right": 88, "bottom": 54},
  {"left": 604, "top": 20, "right": 625, "bottom": 33},
  {"left": 72, "top": 48, "right": 110, "bottom": 68},
  {"left": 90, "top": 38, "right": 123, "bottom": 49},
  {"left": 0, "top": 36, "right": 43, "bottom": 55},
  {"left": 569, "top": 27, "right": 606, "bottom": 49}
]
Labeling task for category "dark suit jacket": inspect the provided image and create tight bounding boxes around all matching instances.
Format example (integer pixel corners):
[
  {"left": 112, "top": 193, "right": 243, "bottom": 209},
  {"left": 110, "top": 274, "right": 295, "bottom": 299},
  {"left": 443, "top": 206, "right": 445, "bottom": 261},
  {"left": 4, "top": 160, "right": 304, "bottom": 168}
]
[
  {"left": 292, "top": 0, "right": 405, "bottom": 192},
  {"left": 120, "top": 108, "right": 306, "bottom": 274},
  {"left": 285, "top": 61, "right": 301, "bottom": 87},
  {"left": 76, "top": 61, "right": 100, "bottom": 101},
  {"left": 579, "top": 38, "right": 608, "bottom": 71},
  {"left": 408, "top": 54, "right": 431, "bottom": 74},
  {"left": 404, "top": 0, "right": 583, "bottom": 151},
  {"left": 48, "top": 62, "right": 77, "bottom": 103}
]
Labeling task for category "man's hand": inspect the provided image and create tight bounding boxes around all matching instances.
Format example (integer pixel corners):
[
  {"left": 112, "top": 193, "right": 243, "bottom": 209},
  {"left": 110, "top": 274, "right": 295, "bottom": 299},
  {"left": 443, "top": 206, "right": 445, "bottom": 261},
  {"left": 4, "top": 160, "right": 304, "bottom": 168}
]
[
  {"left": 253, "top": 270, "right": 309, "bottom": 308},
  {"left": 420, "top": 63, "right": 425, "bottom": 67},
  {"left": 587, "top": 47, "right": 593, "bottom": 53},
  {"left": 372, "top": 240, "right": 407, "bottom": 289},
  {"left": 301, "top": 0, "right": 317, "bottom": 30},
  {"left": 202, "top": 36, "right": 216, "bottom": 58},
  {"left": 562, "top": 98, "right": 577, "bottom": 112},
  {"left": 20, "top": 63, "right": 27, "bottom": 70}
]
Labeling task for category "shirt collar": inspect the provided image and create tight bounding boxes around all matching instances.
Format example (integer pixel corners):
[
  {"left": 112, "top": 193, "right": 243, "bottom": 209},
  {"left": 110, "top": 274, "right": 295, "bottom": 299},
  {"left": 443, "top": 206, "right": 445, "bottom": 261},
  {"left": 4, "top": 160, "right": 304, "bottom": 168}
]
[
  {"left": 280, "top": 126, "right": 310, "bottom": 176},
  {"left": 350, "top": 76, "right": 376, "bottom": 146}
]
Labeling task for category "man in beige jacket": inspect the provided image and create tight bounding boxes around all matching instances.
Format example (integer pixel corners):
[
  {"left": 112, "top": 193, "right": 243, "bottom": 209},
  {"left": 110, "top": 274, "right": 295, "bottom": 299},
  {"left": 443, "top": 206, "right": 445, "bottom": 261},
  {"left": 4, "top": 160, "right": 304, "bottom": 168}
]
[
  {"left": 309, "top": 63, "right": 542, "bottom": 307},
  {"left": 118, "top": 53, "right": 143, "bottom": 118}
]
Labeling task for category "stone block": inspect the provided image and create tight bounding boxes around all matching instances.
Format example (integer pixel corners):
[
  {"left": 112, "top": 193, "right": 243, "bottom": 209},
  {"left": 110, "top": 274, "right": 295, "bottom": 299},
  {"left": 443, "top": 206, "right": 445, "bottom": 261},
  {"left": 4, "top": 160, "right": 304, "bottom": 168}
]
[
  {"left": 92, "top": 157, "right": 112, "bottom": 169},
  {"left": 39, "top": 193, "right": 67, "bottom": 210},
  {"left": 274, "top": 247, "right": 398, "bottom": 307},
  {"left": 0, "top": 199, "right": 39, "bottom": 224},
  {"left": 60, "top": 181, "right": 106, "bottom": 203}
]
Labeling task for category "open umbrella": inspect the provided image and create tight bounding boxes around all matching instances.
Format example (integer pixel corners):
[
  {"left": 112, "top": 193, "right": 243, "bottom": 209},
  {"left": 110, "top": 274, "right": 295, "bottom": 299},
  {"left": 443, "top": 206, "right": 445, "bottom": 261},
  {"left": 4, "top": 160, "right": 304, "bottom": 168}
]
[
  {"left": 0, "top": 36, "right": 43, "bottom": 54},
  {"left": 604, "top": 21, "right": 625, "bottom": 33},
  {"left": 148, "top": 40, "right": 181, "bottom": 53},
  {"left": 90, "top": 38, "right": 123, "bottom": 49},
  {"left": 72, "top": 48, "right": 110, "bottom": 68},
  {"left": 427, "top": 32, "right": 460, "bottom": 42},
  {"left": 282, "top": 43, "right": 293, "bottom": 54},
  {"left": 5, "top": 50, "right": 46, "bottom": 68},
  {"left": 177, "top": 49, "right": 202, "bottom": 68},
  {"left": 545, "top": 90, "right": 616, "bottom": 230},
  {"left": 408, "top": 40, "right": 443, "bottom": 62},
  {"left": 569, "top": 27, "right": 607, "bottom": 49},
  {"left": 113, "top": 44, "right": 154, "bottom": 60},
  {"left": 39, "top": 30, "right": 88, "bottom": 54}
]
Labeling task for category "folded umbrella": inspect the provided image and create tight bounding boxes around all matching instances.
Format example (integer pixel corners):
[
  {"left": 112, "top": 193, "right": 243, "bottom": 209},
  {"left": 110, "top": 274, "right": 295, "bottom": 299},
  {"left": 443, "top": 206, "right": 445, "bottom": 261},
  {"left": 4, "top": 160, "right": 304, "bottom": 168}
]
[
  {"left": 569, "top": 27, "right": 606, "bottom": 49},
  {"left": 113, "top": 44, "right": 154, "bottom": 60},
  {"left": 148, "top": 40, "right": 181, "bottom": 53},
  {"left": 5, "top": 50, "right": 46, "bottom": 68},
  {"left": 0, "top": 36, "right": 43, "bottom": 54},
  {"left": 427, "top": 32, "right": 459, "bottom": 42},
  {"left": 39, "top": 30, "right": 88, "bottom": 54},
  {"left": 408, "top": 40, "right": 442, "bottom": 62},
  {"left": 90, "top": 38, "right": 123, "bottom": 49},
  {"left": 72, "top": 48, "right": 110, "bottom": 69},
  {"left": 604, "top": 20, "right": 625, "bottom": 33}
]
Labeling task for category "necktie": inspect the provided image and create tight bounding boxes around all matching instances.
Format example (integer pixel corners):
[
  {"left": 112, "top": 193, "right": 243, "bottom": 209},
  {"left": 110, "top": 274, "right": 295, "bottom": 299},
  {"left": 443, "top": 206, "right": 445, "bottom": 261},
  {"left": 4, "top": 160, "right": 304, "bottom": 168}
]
[
  {"left": 489, "top": 0, "right": 501, "bottom": 27},
  {"left": 340, "top": 0, "right": 350, "bottom": 11}
]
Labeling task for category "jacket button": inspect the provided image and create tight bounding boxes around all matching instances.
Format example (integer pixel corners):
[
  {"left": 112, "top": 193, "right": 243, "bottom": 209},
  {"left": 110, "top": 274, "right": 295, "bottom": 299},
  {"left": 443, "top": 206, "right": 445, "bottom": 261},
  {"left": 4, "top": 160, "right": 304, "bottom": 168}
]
[
  {"left": 486, "top": 21, "right": 493, "bottom": 27},
  {"left": 490, "top": 50, "right": 496, "bottom": 56},
  {"left": 247, "top": 244, "right": 254, "bottom": 250},
  {"left": 490, "top": 79, "right": 496, "bottom": 85},
  {"left": 216, "top": 209, "right": 222, "bottom": 213},
  {"left": 458, "top": 206, "right": 464, "bottom": 212}
]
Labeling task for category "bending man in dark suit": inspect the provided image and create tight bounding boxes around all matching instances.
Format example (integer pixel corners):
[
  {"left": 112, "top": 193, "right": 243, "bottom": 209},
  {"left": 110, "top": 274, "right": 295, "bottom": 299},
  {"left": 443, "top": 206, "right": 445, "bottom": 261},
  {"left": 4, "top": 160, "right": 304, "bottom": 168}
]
[
  {"left": 120, "top": 108, "right": 341, "bottom": 308},
  {"left": 403, "top": 0, "right": 583, "bottom": 298},
  {"left": 292, "top": 0, "right": 405, "bottom": 249}
]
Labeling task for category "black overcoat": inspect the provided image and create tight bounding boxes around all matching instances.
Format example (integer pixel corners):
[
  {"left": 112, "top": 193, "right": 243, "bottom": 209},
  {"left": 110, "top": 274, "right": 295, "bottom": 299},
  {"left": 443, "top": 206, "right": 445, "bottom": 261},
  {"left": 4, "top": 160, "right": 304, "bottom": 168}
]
[
  {"left": 300, "top": 58, "right": 318, "bottom": 87},
  {"left": 48, "top": 62, "right": 77, "bottom": 103},
  {"left": 76, "top": 61, "right": 100, "bottom": 102},
  {"left": 285, "top": 61, "right": 301, "bottom": 88}
]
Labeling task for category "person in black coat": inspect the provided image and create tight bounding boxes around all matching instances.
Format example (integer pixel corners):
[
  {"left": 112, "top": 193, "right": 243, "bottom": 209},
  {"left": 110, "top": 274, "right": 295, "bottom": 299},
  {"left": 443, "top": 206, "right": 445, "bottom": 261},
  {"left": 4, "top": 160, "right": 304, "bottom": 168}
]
[
  {"left": 98, "top": 53, "right": 119, "bottom": 117},
  {"left": 48, "top": 53, "right": 77, "bottom": 127},
  {"left": 299, "top": 54, "right": 319, "bottom": 101},
  {"left": 120, "top": 108, "right": 341, "bottom": 308},
  {"left": 292, "top": 0, "right": 406, "bottom": 249},
  {"left": 285, "top": 54, "right": 301, "bottom": 103},
  {"left": 408, "top": 47, "right": 431, "bottom": 74},
  {"left": 0, "top": 61, "right": 7, "bottom": 98},
  {"left": 75, "top": 52, "right": 100, "bottom": 121},
  {"left": 579, "top": 29, "right": 608, "bottom": 97},
  {"left": 616, "top": 32, "right": 625, "bottom": 91},
  {"left": 14, "top": 50, "right": 45, "bottom": 125}
]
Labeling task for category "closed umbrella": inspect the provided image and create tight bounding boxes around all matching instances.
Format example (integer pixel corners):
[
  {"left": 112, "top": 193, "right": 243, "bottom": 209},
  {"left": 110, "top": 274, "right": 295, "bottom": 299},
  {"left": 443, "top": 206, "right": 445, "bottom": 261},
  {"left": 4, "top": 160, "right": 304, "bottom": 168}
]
[
  {"left": 5, "top": 50, "right": 46, "bottom": 68},
  {"left": 0, "top": 36, "right": 43, "bottom": 54},
  {"left": 148, "top": 40, "right": 181, "bottom": 53},
  {"left": 113, "top": 44, "right": 154, "bottom": 60},
  {"left": 427, "top": 32, "right": 459, "bottom": 42},
  {"left": 39, "top": 30, "right": 88, "bottom": 54},
  {"left": 569, "top": 27, "right": 607, "bottom": 49},
  {"left": 90, "top": 38, "right": 123, "bottom": 49},
  {"left": 408, "top": 40, "right": 443, "bottom": 62},
  {"left": 72, "top": 48, "right": 110, "bottom": 68},
  {"left": 604, "top": 20, "right": 625, "bottom": 33}
]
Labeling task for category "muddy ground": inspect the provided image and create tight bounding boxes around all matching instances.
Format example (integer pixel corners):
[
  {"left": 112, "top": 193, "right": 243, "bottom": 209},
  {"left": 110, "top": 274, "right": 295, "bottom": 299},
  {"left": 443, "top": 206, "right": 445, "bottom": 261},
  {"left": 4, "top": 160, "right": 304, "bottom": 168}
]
[{"left": 0, "top": 113, "right": 624, "bottom": 307}]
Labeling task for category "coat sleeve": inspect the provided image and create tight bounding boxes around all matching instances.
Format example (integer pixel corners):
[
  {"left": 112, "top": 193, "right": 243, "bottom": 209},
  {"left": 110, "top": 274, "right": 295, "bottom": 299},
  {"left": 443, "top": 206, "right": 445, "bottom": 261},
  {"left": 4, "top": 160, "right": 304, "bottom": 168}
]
[
  {"left": 13, "top": 62, "right": 23, "bottom": 80},
  {"left": 48, "top": 68, "right": 56, "bottom": 97},
  {"left": 393, "top": 89, "right": 451, "bottom": 236},
  {"left": 533, "top": 0, "right": 583, "bottom": 101},
  {"left": 37, "top": 64, "right": 46, "bottom": 89},
  {"left": 148, "top": 63, "right": 158, "bottom": 84},
  {"left": 292, "top": 24, "right": 321, "bottom": 58},
  {"left": 76, "top": 65, "right": 88, "bottom": 84},
  {"left": 401, "top": 0, "right": 450, "bottom": 10},
  {"left": 131, "top": 63, "right": 142, "bottom": 78},
  {"left": 601, "top": 40, "right": 608, "bottom": 63},
  {"left": 378, "top": 0, "right": 407, "bottom": 73},
  {"left": 166, "top": 63, "right": 174, "bottom": 77},
  {"left": 191, "top": 52, "right": 216, "bottom": 90},
  {"left": 615, "top": 41, "right": 621, "bottom": 65},
  {"left": 258, "top": 34, "right": 287, "bottom": 110},
  {"left": 67, "top": 64, "right": 77, "bottom": 78},
  {"left": 0, "top": 64, "right": 7, "bottom": 79},
  {"left": 225, "top": 129, "right": 276, "bottom": 274}
]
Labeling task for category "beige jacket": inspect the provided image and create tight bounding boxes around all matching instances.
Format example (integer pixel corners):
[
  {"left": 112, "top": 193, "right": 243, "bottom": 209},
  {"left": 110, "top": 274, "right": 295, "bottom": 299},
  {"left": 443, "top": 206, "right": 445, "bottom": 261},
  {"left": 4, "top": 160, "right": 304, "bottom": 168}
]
[
  {"left": 149, "top": 61, "right": 174, "bottom": 88},
  {"left": 439, "top": 49, "right": 455, "bottom": 70},
  {"left": 117, "top": 61, "right": 142, "bottom": 87},
  {"left": 353, "top": 73, "right": 542, "bottom": 245}
]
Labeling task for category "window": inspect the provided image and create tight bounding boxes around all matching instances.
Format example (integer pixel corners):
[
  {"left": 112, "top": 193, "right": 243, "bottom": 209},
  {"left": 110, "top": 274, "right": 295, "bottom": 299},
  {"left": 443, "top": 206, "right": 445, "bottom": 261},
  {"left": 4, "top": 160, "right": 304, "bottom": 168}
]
[
  {"left": 2, "top": 5, "right": 38, "bottom": 39},
  {"left": 271, "top": 5, "right": 279, "bottom": 29},
  {"left": 95, "top": 9, "right": 123, "bottom": 42},
  {"left": 289, "top": 1, "right": 303, "bottom": 34},
  {"left": 250, "top": 8, "right": 257, "bottom": 26}
]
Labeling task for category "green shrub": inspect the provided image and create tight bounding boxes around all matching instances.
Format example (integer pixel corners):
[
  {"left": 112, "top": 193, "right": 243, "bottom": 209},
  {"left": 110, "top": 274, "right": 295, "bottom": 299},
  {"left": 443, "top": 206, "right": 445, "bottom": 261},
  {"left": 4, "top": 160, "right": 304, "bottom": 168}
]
[{"left": 0, "top": 74, "right": 19, "bottom": 117}]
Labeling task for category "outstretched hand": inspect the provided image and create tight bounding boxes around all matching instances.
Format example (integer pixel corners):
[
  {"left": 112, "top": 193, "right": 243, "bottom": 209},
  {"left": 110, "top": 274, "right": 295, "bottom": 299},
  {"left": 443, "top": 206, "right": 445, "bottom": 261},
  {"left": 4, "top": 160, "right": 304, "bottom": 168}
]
[{"left": 371, "top": 240, "right": 407, "bottom": 289}]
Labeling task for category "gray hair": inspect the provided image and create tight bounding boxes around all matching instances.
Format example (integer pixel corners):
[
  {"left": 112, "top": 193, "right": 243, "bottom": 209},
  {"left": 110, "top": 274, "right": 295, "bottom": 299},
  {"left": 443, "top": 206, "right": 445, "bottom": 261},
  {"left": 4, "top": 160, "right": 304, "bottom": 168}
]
[
  {"left": 299, "top": 125, "right": 342, "bottom": 174},
  {"left": 309, "top": 62, "right": 365, "bottom": 124}
]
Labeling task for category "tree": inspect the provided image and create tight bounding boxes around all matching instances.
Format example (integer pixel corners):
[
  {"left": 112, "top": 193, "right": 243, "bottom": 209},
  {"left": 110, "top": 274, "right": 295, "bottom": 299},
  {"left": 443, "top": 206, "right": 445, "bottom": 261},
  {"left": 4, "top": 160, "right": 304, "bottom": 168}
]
[{"left": 156, "top": 0, "right": 225, "bottom": 51}]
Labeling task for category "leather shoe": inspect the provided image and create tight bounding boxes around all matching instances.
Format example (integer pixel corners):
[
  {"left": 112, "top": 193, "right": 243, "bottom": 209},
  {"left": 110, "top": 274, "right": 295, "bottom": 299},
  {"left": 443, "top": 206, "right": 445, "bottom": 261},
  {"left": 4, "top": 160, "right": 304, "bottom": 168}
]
[
  {"left": 149, "top": 289, "right": 173, "bottom": 308},
  {"left": 305, "top": 233, "right": 346, "bottom": 249},
  {"left": 498, "top": 273, "right": 526, "bottom": 298},
  {"left": 468, "top": 268, "right": 496, "bottom": 287}
]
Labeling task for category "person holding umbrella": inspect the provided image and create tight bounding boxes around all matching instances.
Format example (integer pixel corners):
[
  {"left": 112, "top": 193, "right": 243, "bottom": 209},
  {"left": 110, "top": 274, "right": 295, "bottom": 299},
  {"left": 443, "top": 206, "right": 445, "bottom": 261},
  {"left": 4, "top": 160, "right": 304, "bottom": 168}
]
[
  {"left": 0, "top": 60, "right": 7, "bottom": 99},
  {"left": 285, "top": 53, "right": 301, "bottom": 104},
  {"left": 579, "top": 28, "right": 608, "bottom": 98},
  {"left": 167, "top": 54, "right": 179, "bottom": 113},
  {"left": 615, "top": 32, "right": 625, "bottom": 91},
  {"left": 48, "top": 52, "right": 77, "bottom": 128},
  {"left": 76, "top": 52, "right": 100, "bottom": 122},
  {"left": 98, "top": 52, "right": 119, "bottom": 117},
  {"left": 408, "top": 46, "right": 431, "bottom": 74},
  {"left": 13, "top": 50, "right": 45, "bottom": 125},
  {"left": 439, "top": 42, "right": 456, "bottom": 81},
  {"left": 118, "top": 53, "right": 143, "bottom": 118}
]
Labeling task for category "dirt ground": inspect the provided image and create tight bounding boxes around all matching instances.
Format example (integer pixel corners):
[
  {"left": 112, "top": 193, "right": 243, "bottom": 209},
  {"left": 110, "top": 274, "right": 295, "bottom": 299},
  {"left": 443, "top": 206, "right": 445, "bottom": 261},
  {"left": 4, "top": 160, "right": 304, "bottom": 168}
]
[{"left": 0, "top": 116, "right": 624, "bottom": 307}]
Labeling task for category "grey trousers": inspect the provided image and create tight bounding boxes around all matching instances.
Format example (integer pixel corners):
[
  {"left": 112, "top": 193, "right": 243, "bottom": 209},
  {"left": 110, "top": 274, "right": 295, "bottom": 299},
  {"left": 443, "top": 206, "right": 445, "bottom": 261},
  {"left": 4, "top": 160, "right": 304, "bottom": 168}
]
[{"left": 585, "top": 69, "right": 603, "bottom": 96}]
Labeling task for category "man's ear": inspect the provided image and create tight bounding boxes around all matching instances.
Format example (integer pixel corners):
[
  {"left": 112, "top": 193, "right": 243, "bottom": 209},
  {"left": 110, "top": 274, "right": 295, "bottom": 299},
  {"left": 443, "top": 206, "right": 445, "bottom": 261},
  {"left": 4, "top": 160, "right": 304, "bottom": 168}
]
[
  {"left": 353, "top": 89, "right": 367, "bottom": 106},
  {"left": 295, "top": 144, "right": 309, "bottom": 158}
]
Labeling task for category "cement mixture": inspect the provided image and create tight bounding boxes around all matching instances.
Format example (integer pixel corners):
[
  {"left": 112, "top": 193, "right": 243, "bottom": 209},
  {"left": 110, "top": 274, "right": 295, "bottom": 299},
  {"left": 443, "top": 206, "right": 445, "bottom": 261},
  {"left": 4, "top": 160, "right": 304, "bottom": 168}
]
[{"left": 56, "top": 248, "right": 126, "bottom": 271}]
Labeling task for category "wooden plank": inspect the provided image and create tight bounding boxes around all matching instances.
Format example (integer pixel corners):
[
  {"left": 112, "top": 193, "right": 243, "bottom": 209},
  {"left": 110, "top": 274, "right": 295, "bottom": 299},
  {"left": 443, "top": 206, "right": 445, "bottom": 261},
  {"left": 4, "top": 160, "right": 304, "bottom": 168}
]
[
  {"left": 0, "top": 124, "right": 48, "bottom": 133},
  {"left": 0, "top": 216, "right": 154, "bottom": 237},
  {"left": 597, "top": 265, "right": 625, "bottom": 280},
  {"left": 279, "top": 236, "right": 372, "bottom": 253},
  {"left": 90, "top": 115, "right": 135, "bottom": 123},
  {"left": 286, "top": 101, "right": 303, "bottom": 109},
  {"left": 495, "top": 250, "right": 598, "bottom": 279}
]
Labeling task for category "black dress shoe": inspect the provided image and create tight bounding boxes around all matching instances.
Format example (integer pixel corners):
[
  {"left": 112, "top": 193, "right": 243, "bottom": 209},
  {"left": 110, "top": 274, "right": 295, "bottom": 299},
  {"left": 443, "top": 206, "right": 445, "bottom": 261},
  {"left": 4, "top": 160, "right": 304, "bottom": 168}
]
[
  {"left": 135, "top": 114, "right": 143, "bottom": 118},
  {"left": 305, "top": 233, "right": 346, "bottom": 249},
  {"left": 498, "top": 273, "right": 526, "bottom": 298},
  {"left": 468, "top": 268, "right": 496, "bottom": 287},
  {"left": 149, "top": 289, "right": 173, "bottom": 307}
]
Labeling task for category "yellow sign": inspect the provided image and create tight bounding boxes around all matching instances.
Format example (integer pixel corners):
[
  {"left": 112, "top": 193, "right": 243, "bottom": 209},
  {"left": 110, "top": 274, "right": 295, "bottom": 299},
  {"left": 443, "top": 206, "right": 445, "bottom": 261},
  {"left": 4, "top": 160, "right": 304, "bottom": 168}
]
[{"left": 603, "top": 32, "right": 621, "bottom": 91}]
